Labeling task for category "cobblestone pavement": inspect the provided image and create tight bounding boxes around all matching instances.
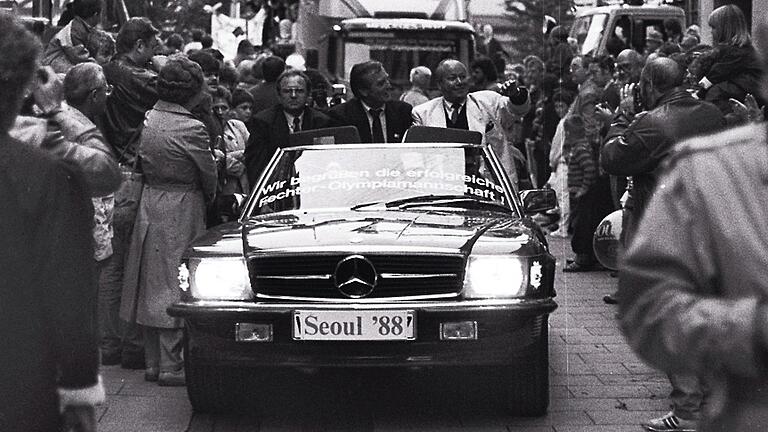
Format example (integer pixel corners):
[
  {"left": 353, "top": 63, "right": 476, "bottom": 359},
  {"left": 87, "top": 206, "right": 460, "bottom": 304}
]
[{"left": 97, "top": 237, "right": 670, "bottom": 432}]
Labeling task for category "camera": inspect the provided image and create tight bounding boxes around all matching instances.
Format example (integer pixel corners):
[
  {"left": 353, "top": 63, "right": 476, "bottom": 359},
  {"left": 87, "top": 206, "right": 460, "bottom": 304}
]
[
  {"left": 329, "top": 83, "right": 346, "bottom": 107},
  {"left": 632, "top": 84, "right": 644, "bottom": 112}
]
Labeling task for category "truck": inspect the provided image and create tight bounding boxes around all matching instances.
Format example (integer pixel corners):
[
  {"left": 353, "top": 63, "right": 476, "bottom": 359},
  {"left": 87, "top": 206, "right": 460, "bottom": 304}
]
[
  {"left": 569, "top": 3, "right": 685, "bottom": 57},
  {"left": 296, "top": 0, "right": 475, "bottom": 93}
]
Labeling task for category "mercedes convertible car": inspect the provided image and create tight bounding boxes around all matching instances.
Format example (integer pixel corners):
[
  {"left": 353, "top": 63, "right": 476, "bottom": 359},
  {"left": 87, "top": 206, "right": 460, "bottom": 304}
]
[{"left": 169, "top": 127, "right": 558, "bottom": 416}]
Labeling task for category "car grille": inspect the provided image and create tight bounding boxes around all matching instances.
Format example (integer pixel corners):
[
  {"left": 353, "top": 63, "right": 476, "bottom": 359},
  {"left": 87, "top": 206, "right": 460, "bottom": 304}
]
[{"left": 249, "top": 254, "right": 465, "bottom": 300}]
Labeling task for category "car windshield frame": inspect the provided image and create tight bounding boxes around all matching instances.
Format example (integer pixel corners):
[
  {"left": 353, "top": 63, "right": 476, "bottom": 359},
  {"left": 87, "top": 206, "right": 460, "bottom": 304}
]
[{"left": 241, "top": 142, "right": 522, "bottom": 220}]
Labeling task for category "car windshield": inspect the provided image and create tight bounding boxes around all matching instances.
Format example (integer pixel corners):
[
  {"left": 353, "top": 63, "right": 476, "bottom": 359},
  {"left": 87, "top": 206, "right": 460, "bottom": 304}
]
[
  {"left": 571, "top": 13, "right": 607, "bottom": 55},
  {"left": 247, "top": 145, "right": 514, "bottom": 216}
]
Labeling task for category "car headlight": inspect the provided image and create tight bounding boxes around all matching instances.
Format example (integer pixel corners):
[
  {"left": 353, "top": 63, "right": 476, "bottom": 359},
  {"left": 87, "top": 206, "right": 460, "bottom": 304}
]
[
  {"left": 181, "top": 257, "right": 253, "bottom": 300},
  {"left": 462, "top": 256, "right": 528, "bottom": 299}
]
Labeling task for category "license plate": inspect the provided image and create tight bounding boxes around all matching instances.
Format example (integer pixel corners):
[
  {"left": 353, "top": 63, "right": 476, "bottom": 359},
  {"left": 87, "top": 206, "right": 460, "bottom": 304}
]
[{"left": 293, "top": 310, "right": 415, "bottom": 341}]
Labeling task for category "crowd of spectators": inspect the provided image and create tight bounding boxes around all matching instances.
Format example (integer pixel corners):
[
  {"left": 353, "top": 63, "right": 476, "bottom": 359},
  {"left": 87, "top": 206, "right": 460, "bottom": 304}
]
[{"left": 3, "top": 1, "right": 768, "bottom": 430}]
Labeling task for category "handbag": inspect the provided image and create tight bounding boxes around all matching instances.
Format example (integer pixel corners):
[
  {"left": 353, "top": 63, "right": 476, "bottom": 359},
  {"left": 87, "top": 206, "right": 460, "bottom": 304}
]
[{"left": 114, "top": 115, "right": 147, "bottom": 216}]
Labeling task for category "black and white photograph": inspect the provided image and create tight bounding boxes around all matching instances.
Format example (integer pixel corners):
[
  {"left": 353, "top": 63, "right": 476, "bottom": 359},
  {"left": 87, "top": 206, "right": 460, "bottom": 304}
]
[{"left": 2, "top": 0, "right": 768, "bottom": 430}]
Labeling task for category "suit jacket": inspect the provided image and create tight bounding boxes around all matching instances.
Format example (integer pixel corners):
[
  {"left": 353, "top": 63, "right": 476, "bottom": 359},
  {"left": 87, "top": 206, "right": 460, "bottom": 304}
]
[
  {"left": 411, "top": 90, "right": 530, "bottom": 184},
  {"left": 328, "top": 98, "right": 412, "bottom": 143},
  {"left": 411, "top": 90, "right": 529, "bottom": 135},
  {"left": 0, "top": 134, "right": 100, "bottom": 431},
  {"left": 249, "top": 81, "right": 281, "bottom": 115},
  {"left": 245, "top": 105, "right": 333, "bottom": 185}
]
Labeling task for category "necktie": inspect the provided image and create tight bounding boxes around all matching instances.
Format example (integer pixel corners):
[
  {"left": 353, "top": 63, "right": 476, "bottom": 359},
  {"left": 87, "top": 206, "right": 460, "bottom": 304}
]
[
  {"left": 450, "top": 104, "right": 461, "bottom": 124},
  {"left": 369, "top": 108, "right": 384, "bottom": 143},
  {"left": 292, "top": 116, "right": 301, "bottom": 133}
]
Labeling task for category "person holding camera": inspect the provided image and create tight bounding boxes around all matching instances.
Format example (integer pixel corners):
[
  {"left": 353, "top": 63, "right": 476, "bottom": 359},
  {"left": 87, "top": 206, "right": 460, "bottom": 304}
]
[
  {"left": 600, "top": 56, "right": 725, "bottom": 432},
  {"left": 411, "top": 59, "right": 529, "bottom": 184},
  {"left": 412, "top": 59, "right": 529, "bottom": 138},
  {"left": 1, "top": 12, "right": 104, "bottom": 432}
]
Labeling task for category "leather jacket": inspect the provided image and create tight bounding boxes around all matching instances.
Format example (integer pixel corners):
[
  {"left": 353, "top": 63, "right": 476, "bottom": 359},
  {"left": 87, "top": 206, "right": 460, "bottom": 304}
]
[{"left": 600, "top": 88, "right": 724, "bottom": 223}]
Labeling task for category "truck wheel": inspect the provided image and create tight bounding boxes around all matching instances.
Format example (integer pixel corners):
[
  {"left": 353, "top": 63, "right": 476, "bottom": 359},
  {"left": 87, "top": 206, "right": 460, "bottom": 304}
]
[{"left": 505, "top": 320, "right": 549, "bottom": 417}]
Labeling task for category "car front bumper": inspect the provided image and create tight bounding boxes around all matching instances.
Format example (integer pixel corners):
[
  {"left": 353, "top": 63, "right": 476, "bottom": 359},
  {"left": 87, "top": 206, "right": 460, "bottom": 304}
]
[{"left": 168, "top": 298, "right": 557, "bottom": 368}]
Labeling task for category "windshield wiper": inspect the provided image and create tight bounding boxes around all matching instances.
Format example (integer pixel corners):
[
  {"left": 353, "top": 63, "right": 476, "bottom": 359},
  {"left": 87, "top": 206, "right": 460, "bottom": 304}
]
[
  {"left": 349, "top": 200, "right": 387, "bottom": 211},
  {"left": 351, "top": 195, "right": 469, "bottom": 211},
  {"left": 397, "top": 197, "right": 512, "bottom": 212},
  {"left": 383, "top": 194, "right": 470, "bottom": 208}
]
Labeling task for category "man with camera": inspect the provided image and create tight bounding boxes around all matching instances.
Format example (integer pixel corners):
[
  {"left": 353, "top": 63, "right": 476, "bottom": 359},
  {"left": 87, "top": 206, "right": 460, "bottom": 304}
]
[
  {"left": 411, "top": 59, "right": 529, "bottom": 183},
  {"left": 601, "top": 57, "right": 724, "bottom": 247},
  {"left": 600, "top": 57, "right": 725, "bottom": 432},
  {"left": 411, "top": 59, "right": 529, "bottom": 139}
]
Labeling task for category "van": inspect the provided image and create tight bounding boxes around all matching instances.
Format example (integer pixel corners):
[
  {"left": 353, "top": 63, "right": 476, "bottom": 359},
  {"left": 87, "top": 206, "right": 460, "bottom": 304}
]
[{"left": 570, "top": 4, "right": 685, "bottom": 57}]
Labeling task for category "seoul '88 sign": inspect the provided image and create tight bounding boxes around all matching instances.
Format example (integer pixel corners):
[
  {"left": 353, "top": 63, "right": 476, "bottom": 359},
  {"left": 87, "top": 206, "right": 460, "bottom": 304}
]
[{"left": 593, "top": 210, "right": 623, "bottom": 271}]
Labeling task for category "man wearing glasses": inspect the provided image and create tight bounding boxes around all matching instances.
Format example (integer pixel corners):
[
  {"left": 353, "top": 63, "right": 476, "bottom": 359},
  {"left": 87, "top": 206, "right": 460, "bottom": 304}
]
[{"left": 35, "top": 62, "right": 126, "bottom": 368}]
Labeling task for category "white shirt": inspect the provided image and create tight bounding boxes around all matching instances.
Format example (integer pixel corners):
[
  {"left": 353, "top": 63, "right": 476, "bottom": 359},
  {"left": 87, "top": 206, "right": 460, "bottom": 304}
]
[
  {"left": 442, "top": 99, "right": 466, "bottom": 122},
  {"left": 360, "top": 99, "right": 388, "bottom": 142}
]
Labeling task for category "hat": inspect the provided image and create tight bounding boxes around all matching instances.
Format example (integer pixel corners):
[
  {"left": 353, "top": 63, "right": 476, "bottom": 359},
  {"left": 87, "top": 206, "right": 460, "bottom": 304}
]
[{"left": 646, "top": 28, "right": 663, "bottom": 44}]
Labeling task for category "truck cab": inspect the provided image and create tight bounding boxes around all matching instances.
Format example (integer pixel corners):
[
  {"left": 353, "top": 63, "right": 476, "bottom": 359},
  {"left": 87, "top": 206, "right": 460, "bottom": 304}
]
[
  {"left": 299, "top": 0, "right": 474, "bottom": 97},
  {"left": 570, "top": 4, "right": 685, "bottom": 57}
]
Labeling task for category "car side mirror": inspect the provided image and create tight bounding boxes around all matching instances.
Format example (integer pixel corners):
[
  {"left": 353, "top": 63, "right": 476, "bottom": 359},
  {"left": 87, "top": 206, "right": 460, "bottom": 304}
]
[{"left": 519, "top": 189, "right": 557, "bottom": 214}]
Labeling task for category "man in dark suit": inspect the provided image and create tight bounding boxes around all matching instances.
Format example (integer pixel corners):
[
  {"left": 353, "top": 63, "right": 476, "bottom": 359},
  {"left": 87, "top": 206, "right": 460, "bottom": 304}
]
[
  {"left": 249, "top": 55, "right": 285, "bottom": 115},
  {"left": 328, "top": 60, "right": 412, "bottom": 143},
  {"left": 245, "top": 69, "right": 334, "bottom": 185}
]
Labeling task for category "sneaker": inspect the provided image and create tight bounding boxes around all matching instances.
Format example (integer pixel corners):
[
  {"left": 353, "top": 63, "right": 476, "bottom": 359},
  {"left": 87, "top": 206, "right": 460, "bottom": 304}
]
[
  {"left": 642, "top": 411, "right": 697, "bottom": 432},
  {"left": 158, "top": 369, "right": 186, "bottom": 387}
]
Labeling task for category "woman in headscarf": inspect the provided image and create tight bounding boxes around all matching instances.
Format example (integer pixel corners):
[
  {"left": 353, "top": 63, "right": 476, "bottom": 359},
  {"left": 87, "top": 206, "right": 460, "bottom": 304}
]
[{"left": 121, "top": 56, "right": 218, "bottom": 386}]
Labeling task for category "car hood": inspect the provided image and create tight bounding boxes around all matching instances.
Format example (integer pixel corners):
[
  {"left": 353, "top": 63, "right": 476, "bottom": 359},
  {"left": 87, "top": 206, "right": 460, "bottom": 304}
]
[{"left": 234, "top": 209, "right": 544, "bottom": 257}]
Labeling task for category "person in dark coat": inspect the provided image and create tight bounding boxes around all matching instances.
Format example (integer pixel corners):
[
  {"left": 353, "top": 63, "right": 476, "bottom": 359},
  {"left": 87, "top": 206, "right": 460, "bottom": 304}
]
[
  {"left": 248, "top": 55, "right": 285, "bottom": 115},
  {"left": 245, "top": 69, "right": 334, "bottom": 185},
  {"left": 328, "top": 60, "right": 413, "bottom": 143},
  {"left": 602, "top": 57, "right": 725, "bottom": 237},
  {"left": 0, "top": 12, "right": 104, "bottom": 432},
  {"left": 697, "top": 5, "right": 765, "bottom": 123},
  {"left": 101, "top": 17, "right": 162, "bottom": 164},
  {"left": 601, "top": 57, "right": 726, "bottom": 430},
  {"left": 99, "top": 16, "right": 163, "bottom": 370}
]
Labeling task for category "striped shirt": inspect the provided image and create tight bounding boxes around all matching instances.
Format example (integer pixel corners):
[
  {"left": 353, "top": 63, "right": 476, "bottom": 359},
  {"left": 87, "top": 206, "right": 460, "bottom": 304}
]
[{"left": 567, "top": 139, "right": 597, "bottom": 195}]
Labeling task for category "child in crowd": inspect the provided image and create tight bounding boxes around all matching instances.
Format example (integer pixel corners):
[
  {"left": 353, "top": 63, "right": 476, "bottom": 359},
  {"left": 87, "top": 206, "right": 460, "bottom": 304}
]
[{"left": 564, "top": 115, "right": 599, "bottom": 271}]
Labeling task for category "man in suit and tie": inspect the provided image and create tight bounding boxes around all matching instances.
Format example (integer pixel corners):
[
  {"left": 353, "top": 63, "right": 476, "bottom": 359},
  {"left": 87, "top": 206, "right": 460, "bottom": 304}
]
[
  {"left": 328, "top": 60, "right": 413, "bottom": 143},
  {"left": 412, "top": 59, "right": 530, "bottom": 184},
  {"left": 245, "top": 69, "right": 334, "bottom": 185}
]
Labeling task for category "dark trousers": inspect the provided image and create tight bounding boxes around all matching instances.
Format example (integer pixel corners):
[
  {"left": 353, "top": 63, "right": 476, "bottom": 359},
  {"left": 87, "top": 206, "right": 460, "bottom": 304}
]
[
  {"left": 99, "top": 203, "right": 144, "bottom": 360},
  {"left": 570, "top": 175, "right": 615, "bottom": 264}
]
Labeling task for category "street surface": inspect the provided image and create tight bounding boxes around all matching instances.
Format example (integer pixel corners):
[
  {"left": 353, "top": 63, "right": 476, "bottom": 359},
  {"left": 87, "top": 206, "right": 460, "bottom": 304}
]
[{"left": 96, "top": 237, "right": 670, "bottom": 432}]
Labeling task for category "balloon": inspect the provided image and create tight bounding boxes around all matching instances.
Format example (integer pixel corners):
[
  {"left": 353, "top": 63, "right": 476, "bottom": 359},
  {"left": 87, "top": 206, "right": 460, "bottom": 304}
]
[{"left": 593, "top": 209, "right": 623, "bottom": 271}]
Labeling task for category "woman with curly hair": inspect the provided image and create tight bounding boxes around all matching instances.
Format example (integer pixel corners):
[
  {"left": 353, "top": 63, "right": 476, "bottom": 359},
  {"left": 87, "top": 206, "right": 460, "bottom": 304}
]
[{"left": 121, "top": 56, "right": 218, "bottom": 387}]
